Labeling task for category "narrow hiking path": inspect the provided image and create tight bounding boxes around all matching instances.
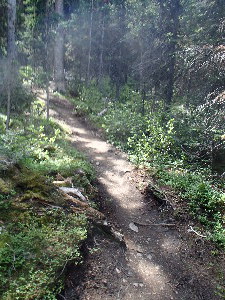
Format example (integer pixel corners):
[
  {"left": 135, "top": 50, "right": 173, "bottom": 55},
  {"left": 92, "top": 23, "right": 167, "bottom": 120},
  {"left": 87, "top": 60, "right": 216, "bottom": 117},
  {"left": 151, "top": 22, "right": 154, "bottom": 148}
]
[{"left": 46, "top": 93, "right": 221, "bottom": 300}]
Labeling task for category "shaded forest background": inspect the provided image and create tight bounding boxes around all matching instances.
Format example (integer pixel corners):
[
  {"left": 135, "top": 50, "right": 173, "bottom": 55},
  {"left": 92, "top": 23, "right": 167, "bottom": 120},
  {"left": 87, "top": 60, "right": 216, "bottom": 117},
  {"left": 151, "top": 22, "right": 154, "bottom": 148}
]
[{"left": 0, "top": 0, "right": 225, "bottom": 107}]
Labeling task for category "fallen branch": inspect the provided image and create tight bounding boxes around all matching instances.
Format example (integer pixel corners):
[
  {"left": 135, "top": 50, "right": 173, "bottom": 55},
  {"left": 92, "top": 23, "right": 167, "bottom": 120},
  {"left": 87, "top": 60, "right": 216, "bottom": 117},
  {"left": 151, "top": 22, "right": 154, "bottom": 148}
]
[
  {"left": 0, "top": 159, "right": 14, "bottom": 166},
  {"left": 59, "top": 190, "right": 125, "bottom": 246},
  {"left": 97, "top": 108, "right": 108, "bottom": 116},
  {"left": 53, "top": 179, "right": 72, "bottom": 187},
  {"left": 18, "top": 196, "right": 62, "bottom": 210},
  {"left": 187, "top": 226, "right": 207, "bottom": 238},
  {"left": 147, "top": 182, "right": 174, "bottom": 209},
  {"left": 95, "top": 220, "right": 126, "bottom": 247},
  {"left": 61, "top": 191, "right": 104, "bottom": 220},
  {"left": 59, "top": 187, "right": 87, "bottom": 202}
]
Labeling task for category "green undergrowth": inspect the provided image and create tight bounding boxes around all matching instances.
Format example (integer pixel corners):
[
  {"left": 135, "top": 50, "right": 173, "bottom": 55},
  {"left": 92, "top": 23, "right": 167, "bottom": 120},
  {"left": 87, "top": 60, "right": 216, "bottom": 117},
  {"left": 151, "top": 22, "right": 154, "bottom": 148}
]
[
  {"left": 158, "top": 169, "right": 225, "bottom": 246},
  {"left": 0, "top": 99, "right": 95, "bottom": 299},
  {"left": 69, "top": 82, "right": 225, "bottom": 248}
]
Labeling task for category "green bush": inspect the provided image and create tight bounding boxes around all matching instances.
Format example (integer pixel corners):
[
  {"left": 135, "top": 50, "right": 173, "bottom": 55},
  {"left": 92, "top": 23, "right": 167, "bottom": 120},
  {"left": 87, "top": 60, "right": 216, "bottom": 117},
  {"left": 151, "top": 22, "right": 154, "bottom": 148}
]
[
  {"left": 0, "top": 114, "right": 6, "bottom": 133},
  {"left": 171, "top": 99, "right": 225, "bottom": 168},
  {"left": 0, "top": 99, "right": 95, "bottom": 298},
  {"left": 158, "top": 169, "right": 225, "bottom": 246},
  {"left": 102, "top": 104, "right": 145, "bottom": 149},
  {"left": 0, "top": 207, "right": 87, "bottom": 299},
  {"left": 0, "top": 115, "right": 94, "bottom": 184},
  {"left": 0, "top": 82, "right": 34, "bottom": 114},
  {"left": 127, "top": 116, "right": 176, "bottom": 166},
  {"left": 71, "top": 82, "right": 105, "bottom": 116}
]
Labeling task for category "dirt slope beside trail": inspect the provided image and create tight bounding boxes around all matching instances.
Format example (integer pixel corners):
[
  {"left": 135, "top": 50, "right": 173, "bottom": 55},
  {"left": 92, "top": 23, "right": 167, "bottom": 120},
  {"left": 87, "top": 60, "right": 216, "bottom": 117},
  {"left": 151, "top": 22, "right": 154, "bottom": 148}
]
[{"left": 48, "top": 94, "right": 221, "bottom": 300}]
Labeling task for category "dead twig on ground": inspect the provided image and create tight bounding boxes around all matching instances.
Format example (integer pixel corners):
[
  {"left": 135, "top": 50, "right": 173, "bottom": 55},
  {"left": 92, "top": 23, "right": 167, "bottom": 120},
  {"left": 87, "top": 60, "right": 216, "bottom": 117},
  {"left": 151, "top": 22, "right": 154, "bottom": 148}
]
[
  {"left": 59, "top": 187, "right": 87, "bottom": 202},
  {"left": 61, "top": 191, "right": 105, "bottom": 220},
  {"left": 187, "top": 226, "right": 207, "bottom": 238}
]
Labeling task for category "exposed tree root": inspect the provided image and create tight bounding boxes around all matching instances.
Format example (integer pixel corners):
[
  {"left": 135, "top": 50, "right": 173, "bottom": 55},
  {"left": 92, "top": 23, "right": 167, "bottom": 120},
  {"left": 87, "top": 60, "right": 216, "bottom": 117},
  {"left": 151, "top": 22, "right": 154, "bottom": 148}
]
[{"left": 60, "top": 191, "right": 105, "bottom": 220}]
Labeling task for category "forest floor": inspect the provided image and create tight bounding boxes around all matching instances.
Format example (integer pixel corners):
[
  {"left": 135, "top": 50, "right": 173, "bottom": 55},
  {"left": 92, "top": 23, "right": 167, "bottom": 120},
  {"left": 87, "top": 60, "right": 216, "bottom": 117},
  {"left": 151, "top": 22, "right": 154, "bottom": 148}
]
[{"left": 44, "top": 92, "right": 224, "bottom": 300}]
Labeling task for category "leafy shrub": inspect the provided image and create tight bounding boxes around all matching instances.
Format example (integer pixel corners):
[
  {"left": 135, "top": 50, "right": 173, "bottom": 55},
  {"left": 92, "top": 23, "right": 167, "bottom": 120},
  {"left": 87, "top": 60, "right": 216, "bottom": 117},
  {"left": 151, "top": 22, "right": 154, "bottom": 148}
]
[
  {"left": 127, "top": 116, "right": 176, "bottom": 166},
  {"left": 0, "top": 114, "right": 6, "bottom": 133},
  {"left": 0, "top": 82, "right": 34, "bottom": 114},
  {"left": 102, "top": 104, "right": 145, "bottom": 149},
  {"left": 0, "top": 99, "right": 95, "bottom": 298},
  {"left": 0, "top": 115, "right": 94, "bottom": 184},
  {"left": 72, "top": 82, "right": 105, "bottom": 116},
  {"left": 171, "top": 96, "right": 225, "bottom": 168},
  {"left": 158, "top": 169, "right": 225, "bottom": 246},
  {"left": 0, "top": 206, "right": 87, "bottom": 299}
]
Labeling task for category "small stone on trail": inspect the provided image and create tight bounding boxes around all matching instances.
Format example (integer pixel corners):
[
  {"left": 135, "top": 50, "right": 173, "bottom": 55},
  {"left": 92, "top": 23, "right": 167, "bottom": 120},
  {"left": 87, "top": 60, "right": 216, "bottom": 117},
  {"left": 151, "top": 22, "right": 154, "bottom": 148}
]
[
  {"left": 102, "top": 279, "right": 107, "bottom": 286},
  {"left": 124, "top": 170, "right": 131, "bottom": 174},
  {"left": 147, "top": 254, "right": 152, "bottom": 260},
  {"left": 133, "top": 283, "right": 144, "bottom": 288},
  {"left": 96, "top": 162, "right": 100, "bottom": 166},
  {"left": 74, "top": 168, "right": 86, "bottom": 176},
  {"left": 129, "top": 222, "right": 139, "bottom": 233}
]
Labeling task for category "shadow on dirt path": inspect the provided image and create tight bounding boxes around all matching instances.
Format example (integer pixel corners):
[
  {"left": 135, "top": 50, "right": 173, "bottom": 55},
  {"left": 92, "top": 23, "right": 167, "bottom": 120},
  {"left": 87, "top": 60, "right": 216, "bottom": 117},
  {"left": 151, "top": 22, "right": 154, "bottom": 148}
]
[{"left": 43, "top": 93, "right": 221, "bottom": 300}]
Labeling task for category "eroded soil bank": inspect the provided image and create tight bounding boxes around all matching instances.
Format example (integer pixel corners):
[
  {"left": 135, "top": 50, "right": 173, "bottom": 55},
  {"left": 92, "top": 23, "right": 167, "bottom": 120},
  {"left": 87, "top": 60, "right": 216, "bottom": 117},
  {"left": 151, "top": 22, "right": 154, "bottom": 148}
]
[{"left": 48, "top": 94, "right": 224, "bottom": 300}]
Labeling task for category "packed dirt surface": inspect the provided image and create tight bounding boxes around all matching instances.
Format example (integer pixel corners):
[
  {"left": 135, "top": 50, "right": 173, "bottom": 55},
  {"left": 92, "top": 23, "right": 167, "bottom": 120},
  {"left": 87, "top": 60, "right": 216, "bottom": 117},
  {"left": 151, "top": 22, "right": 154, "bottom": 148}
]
[{"left": 44, "top": 93, "right": 223, "bottom": 300}]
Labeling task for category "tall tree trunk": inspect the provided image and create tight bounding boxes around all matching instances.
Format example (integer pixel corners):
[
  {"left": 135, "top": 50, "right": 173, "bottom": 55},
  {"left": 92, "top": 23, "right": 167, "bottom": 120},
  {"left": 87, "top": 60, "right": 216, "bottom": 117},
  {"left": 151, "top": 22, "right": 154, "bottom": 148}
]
[
  {"left": 119, "top": 0, "right": 128, "bottom": 84},
  {"left": 46, "top": 85, "right": 50, "bottom": 120},
  {"left": 54, "top": 0, "right": 65, "bottom": 92},
  {"left": 45, "top": 0, "right": 51, "bottom": 119},
  {"left": 139, "top": 41, "right": 146, "bottom": 115},
  {"left": 158, "top": 0, "right": 181, "bottom": 107},
  {"left": 112, "top": 0, "right": 128, "bottom": 99},
  {"left": 6, "top": 0, "right": 16, "bottom": 130},
  {"left": 87, "top": 0, "right": 94, "bottom": 83},
  {"left": 98, "top": 12, "right": 105, "bottom": 83}
]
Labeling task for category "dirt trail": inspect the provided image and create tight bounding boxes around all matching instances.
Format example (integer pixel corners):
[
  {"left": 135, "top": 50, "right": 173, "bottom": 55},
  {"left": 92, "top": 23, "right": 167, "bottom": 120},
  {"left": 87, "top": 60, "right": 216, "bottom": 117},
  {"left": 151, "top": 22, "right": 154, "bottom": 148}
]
[{"left": 47, "top": 94, "right": 221, "bottom": 300}]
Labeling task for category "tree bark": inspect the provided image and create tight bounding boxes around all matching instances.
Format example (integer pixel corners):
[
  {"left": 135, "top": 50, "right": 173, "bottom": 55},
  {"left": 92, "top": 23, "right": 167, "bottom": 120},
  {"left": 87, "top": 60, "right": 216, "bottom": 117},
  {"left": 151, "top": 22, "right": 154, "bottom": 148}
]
[
  {"left": 158, "top": 0, "right": 181, "bottom": 108},
  {"left": 98, "top": 11, "right": 105, "bottom": 84},
  {"left": 6, "top": 0, "right": 16, "bottom": 130},
  {"left": 45, "top": 0, "right": 51, "bottom": 119},
  {"left": 139, "top": 40, "right": 146, "bottom": 115},
  {"left": 111, "top": 0, "right": 128, "bottom": 99},
  {"left": 54, "top": 0, "right": 65, "bottom": 93},
  {"left": 46, "top": 85, "right": 50, "bottom": 120},
  {"left": 87, "top": 0, "right": 94, "bottom": 83}
]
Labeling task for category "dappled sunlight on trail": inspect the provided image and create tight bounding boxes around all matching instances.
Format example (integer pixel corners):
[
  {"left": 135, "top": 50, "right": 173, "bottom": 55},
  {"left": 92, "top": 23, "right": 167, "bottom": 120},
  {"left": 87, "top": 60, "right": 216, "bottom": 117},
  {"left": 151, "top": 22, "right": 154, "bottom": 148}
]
[{"left": 41, "top": 91, "right": 219, "bottom": 300}]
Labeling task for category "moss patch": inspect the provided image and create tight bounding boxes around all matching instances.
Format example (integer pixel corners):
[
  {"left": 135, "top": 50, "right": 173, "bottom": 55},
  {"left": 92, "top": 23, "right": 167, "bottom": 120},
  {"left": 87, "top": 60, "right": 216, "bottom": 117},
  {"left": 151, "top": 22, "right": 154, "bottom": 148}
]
[
  {"left": 0, "top": 105, "right": 97, "bottom": 299},
  {"left": 0, "top": 178, "right": 11, "bottom": 194},
  {"left": 0, "top": 164, "right": 89, "bottom": 300}
]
